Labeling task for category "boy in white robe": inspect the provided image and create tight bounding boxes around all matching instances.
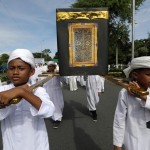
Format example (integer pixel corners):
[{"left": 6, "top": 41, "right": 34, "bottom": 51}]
[
  {"left": 43, "top": 61, "right": 65, "bottom": 129},
  {"left": 68, "top": 76, "right": 78, "bottom": 91},
  {"left": 0, "top": 49, "right": 55, "bottom": 150},
  {"left": 85, "top": 75, "right": 102, "bottom": 122},
  {"left": 113, "top": 56, "right": 150, "bottom": 150}
]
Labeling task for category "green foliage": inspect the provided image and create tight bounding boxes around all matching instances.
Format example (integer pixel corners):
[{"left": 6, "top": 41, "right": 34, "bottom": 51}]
[
  {"left": 42, "top": 49, "right": 51, "bottom": 54},
  {"left": 0, "top": 73, "right": 9, "bottom": 82},
  {"left": 0, "top": 53, "right": 9, "bottom": 66},
  {"left": 131, "top": 39, "right": 150, "bottom": 57},
  {"left": 33, "top": 53, "right": 42, "bottom": 58},
  {"left": 53, "top": 51, "right": 58, "bottom": 59},
  {"left": 44, "top": 54, "right": 51, "bottom": 61}
]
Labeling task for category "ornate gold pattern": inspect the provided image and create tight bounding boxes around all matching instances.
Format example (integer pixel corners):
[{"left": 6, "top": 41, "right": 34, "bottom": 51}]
[
  {"left": 56, "top": 11, "right": 108, "bottom": 21},
  {"left": 69, "top": 23, "right": 98, "bottom": 67}
]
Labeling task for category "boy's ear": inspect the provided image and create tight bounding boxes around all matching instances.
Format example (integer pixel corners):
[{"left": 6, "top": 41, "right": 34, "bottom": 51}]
[
  {"left": 132, "top": 71, "right": 138, "bottom": 80},
  {"left": 30, "top": 68, "right": 35, "bottom": 77}
]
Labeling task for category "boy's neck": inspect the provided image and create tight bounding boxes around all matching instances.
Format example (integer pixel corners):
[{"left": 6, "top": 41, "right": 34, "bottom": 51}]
[{"left": 14, "top": 81, "right": 28, "bottom": 87}]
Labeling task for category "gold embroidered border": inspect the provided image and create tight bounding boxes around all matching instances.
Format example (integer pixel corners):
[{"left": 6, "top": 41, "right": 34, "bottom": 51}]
[{"left": 56, "top": 11, "right": 108, "bottom": 21}]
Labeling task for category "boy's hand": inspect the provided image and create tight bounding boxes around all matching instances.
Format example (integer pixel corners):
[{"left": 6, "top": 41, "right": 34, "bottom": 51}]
[
  {"left": 0, "top": 88, "right": 22, "bottom": 105},
  {"left": 114, "top": 145, "right": 122, "bottom": 150},
  {"left": 127, "top": 81, "right": 147, "bottom": 101},
  {"left": 0, "top": 84, "right": 32, "bottom": 105}
]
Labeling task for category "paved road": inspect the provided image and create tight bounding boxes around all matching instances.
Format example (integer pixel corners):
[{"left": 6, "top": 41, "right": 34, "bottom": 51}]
[
  {"left": 0, "top": 79, "right": 122, "bottom": 150},
  {"left": 46, "top": 79, "right": 121, "bottom": 150}
]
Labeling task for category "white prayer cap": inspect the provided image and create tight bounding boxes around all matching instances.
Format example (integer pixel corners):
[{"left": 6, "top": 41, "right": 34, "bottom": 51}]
[
  {"left": 47, "top": 61, "right": 56, "bottom": 65},
  {"left": 8, "top": 49, "right": 35, "bottom": 68},
  {"left": 123, "top": 56, "right": 150, "bottom": 78}
]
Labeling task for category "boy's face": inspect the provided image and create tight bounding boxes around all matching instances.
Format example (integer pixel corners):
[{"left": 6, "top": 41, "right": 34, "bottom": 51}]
[
  {"left": 47, "top": 64, "right": 56, "bottom": 72},
  {"left": 133, "top": 68, "right": 150, "bottom": 89},
  {"left": 7, "top": 58, "right": 35, "bottom": 86}
]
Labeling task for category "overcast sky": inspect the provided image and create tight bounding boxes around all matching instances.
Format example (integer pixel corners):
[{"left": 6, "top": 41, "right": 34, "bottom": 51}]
[{"left": 0, "top": 0, "right": 149, "bottom": 57}]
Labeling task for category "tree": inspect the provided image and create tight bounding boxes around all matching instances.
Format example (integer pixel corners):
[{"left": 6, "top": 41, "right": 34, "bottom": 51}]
[
  {"left": 42, "top": 49, "right": 51, "bottom": 55},
  {"left": 33, "top": 53, "right": 42, "bottom": 58},
  {"left": 134, "top": 39, "right": 150, "bottom": 56},
  {"left": 53, "top": 51, "right": 58, "bottom": 59},
  {"left": 147, "top": 32, "right": 150, "bottom": 54},
  {"left": 71, "top": 0, "right": 146, "bottom": 65},
  {"left": 0, "top": 53, "right": 9, "bottom": 66},
  {"left": 42, "top": 49, "right": 51, "bottom": 61},
  {"left": 33, "top": 49, "right": 52, "bottom": 61}
]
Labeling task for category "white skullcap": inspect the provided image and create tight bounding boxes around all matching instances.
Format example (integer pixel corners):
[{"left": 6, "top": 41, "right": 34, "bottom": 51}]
[
  {"left": 47, "top": 61, "right": 56, "bottom": 65},
  {"left": 8, "top": 49, "right": 35, "bottom": 68},
  {"left": 123, "top": 56, "right": 150, "bottom": 78}
]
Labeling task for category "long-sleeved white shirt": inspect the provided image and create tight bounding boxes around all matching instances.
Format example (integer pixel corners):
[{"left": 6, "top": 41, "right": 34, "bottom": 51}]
[
  {"left": 0, "top": 84, "right": 55, "bottom": 150},
  {"left": 113, "top": 88, "right": 150, "bottom": 150}
]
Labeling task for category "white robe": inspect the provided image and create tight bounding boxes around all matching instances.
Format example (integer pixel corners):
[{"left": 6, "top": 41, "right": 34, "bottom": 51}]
[
  {"left": 29, "top": 66, "right": 43, "bottom": 84},
  {"left": 0, "top": 84, "right": 55, "bottom": 150},
  {"left": 64, "top": 76, "right": 69, "bottom": 85},
  {"left": 113, "top": 88, "right": 150, "bottom": 150},
  {"left": 65, "top": 76, "right": 78, "bottom": 91},
  {"left": 78, "top": 76, "right": 86, "bottom": 86},
  {"left": 43, "top": 76, "right": 64, "bottom": 121},
  {"left": 68, "top": 76, "right": 78, "bottom": 91},
  {"left": 99, "top": 76, "right": 105, "bottom": 91},
  {"left": 86, "top": 75, "right": 102, "bottom": 111}
]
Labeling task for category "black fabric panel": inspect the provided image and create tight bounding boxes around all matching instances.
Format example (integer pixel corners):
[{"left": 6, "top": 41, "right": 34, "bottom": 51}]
[{"left": 56, "top": 8, "right": 109, "bottom": 76}]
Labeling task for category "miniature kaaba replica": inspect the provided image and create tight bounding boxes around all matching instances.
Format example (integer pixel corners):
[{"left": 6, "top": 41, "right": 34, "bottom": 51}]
[{"left": 56, "top": 8, "right": 109, "bottom": 76}]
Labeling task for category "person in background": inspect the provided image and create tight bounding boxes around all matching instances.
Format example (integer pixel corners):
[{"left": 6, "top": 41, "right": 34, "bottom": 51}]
[
  {"left": 30, "top": 62, "right": 49, "bottom": 84},
  {"left": 99, "top": 75, "right": 105, "bottom": 93},
  {"left": 43, "top": 61, "right": 65, "bottom": 129},
  {"left": 0, "top": 49, "right": 55, "bottom": 150},
  {"left": 68, "top": 76, "right": 78, "bottom": 91},
  {"left": 85, "top": 75, "right": 102, "bottom": 122},
  {"left": 55, "top": 62, "right": 59, "bottom": 72},
  {"left": 77, "top": 75, "right": 86, "bottom": 87},
  {"left": 113, "top": 56, "right": 150, "bottom": 150}
]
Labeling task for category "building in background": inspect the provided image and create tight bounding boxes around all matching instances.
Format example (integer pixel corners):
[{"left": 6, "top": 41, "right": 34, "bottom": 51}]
[{"left": 34, "top": 58, "right": 45, "bottom": 64}]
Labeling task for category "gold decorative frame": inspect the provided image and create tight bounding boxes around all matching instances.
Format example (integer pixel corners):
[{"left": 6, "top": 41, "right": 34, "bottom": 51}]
[
  {"left": 69, "top": 23, "right": 98, "bottom": 67},
  {"left": 56, "top": 11, "right": 108, "bottom": 21}
]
